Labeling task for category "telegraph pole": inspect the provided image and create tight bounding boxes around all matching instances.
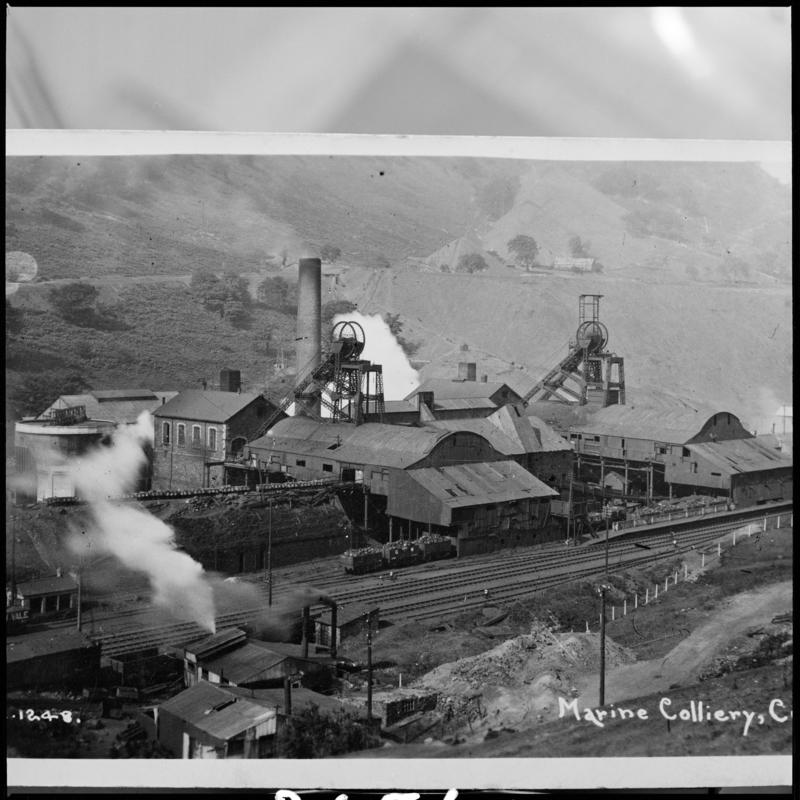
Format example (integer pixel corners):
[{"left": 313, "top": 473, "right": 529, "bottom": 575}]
[
  {"left": 267, "top": 499, "right": 273, "bottom": 607},
  {"left": 366, "top": 614, "right": 373, "bottom": 723},
  {"left": 10, "top": 515, "right": 17, "bottom": 602},
  {"left": 599, "top": 585, "right": 606, "bottom": 706}
]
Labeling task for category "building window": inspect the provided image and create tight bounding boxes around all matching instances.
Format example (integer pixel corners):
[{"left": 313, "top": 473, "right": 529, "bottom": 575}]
[
  {"left": 192, "top": 425, "right": 201, "bottom": 447},
  {"left": 691, "top": 462, "right": 698, "bottom": 474},
  {"left": 162, "top": 422, "right": 170, "bottom": 445},
  {"left": 208, "top": 428, "right": 217, "bottom": 450},
  {"left": 296, "top": 459, "right": 306, "bottom": 467},
  {"left": 322, "top": 463, "right": 333, "bottom": 473},
  {"left": 710, "top": 472, "right": 722, "bottom": 477},
  {"left": 177, "top": 424, "right": 186, "bottom": 446}
]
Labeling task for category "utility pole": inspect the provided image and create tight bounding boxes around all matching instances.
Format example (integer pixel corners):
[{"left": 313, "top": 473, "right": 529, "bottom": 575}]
[
  {"left": 10, "top": 515, "right": 17, "bottom": 602},
  {"left": 567, "top": 473, "right": 574, "bottom": 545},
  {"left": 267, "top": 499, "right": 273, "bottom": 607},
  {"left": 366, "top": 613, "right": 373, "bottom": 723},
  {"left": 599, "top": 585, "right": 606, "bottom": 706}
]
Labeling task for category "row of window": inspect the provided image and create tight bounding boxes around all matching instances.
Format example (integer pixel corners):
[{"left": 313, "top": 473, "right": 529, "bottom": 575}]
[{"left": 162, "top": 422, "right": 219, "bottom": 450}]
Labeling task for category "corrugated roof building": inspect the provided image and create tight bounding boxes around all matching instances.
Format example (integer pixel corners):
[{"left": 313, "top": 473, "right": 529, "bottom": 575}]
[
  {"left": 157, "top": 680, "right": 277, "bottom": 759},
  {"left": 665, "top": 436, "right": 792, "bottom": 506}
]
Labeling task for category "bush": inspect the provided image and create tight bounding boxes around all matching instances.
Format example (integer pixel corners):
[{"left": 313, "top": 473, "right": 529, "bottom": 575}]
[{"left": 275, "top": 705, "right": 382, "bottom": 758}]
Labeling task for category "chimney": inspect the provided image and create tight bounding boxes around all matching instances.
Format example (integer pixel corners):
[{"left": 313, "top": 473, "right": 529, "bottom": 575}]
[
  {"left": 219, "top": 369, "right": 241, "bottom": 393},
  {"left": 458, "top": 362, "right": 477, "bottom": 381},
  {"left": 295, "top": 258, "right": 322, "bottom": 416}
]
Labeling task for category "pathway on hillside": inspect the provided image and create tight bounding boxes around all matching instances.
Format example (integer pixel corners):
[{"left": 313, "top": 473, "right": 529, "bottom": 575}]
[{"left": 575, "top": 579, "right": 793, "bottom": 708}]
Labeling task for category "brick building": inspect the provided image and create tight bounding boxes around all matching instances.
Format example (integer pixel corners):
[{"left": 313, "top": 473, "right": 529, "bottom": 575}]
[{"left": 152, "top": 390, "right": 278, "bottom": 491}]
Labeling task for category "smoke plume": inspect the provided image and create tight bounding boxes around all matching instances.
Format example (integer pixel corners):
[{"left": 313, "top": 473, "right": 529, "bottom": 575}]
[
  {"left": 332, "top": 311, "right": 420, "bottom": 400},
  {"left": 68, "top": 412, "right": 216, "bottom": 632}
]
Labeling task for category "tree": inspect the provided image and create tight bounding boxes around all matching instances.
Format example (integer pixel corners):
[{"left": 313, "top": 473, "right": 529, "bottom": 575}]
[
  {"left": 48, "top": 282, "right": 99, "bottom": 322},
  {"left": 384, "top": 312, "right": 420, "bottom": 358},
  {"left": 10, "top": 372, "right": 91, "bottom": 417},
  {"left": 456, "top": 253, "right": 489, "bottom": 274},
  {"left": 257, "top": 276, "right": 296, "bottom": 310},
  {"left": 223, "top": 299, "right": 250, "bottom": 328},
  {"left": 320, "top": 245, "right": 342, "bottom": 263},
  {"left": 275, "top": 705, "right": 381, "bottom": 758},
  {"left": 322, "top": 299, "right": 357, "bottom": 327},
  {"left": 507, "top": 235, "right": 539, "bottom": 270},
  {"left": 569, "top": 235, "right": 591, "bottom": 258},
  {"left": 190, "top": 269, "right": 226, "bottom": 316}
]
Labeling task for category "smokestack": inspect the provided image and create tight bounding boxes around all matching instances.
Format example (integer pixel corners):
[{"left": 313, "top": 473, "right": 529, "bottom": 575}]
[{"left": 296, "top": 258, "right": 322, "bottom": 415}]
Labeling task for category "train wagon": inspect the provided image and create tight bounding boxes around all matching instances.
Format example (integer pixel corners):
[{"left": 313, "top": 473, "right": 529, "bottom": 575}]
[
  {"left": 341, "top": 547, "right": 383, "bottom": 575},
  {"left": 382, "top": 541, "right": 423, "bottom": 568},
  {"left": 418, "top": 533, "right": 455, "bottom": 561}
]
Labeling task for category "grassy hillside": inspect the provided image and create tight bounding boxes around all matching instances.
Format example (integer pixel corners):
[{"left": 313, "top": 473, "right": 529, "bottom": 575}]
[{"left": 5, "top": 155, "right": 791, "bottom": 432}]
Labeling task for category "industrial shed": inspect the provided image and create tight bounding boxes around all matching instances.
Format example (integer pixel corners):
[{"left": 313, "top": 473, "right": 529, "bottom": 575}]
[
  {"left": 183, "top": 628, "right": 333, "bottom": 690},
  {"left": 563, "top": 405, "right": 754, "bottom": 500},
  {"left": 665, "top": 436, "right": 792, "bottom": 506},
  {"left": 429, "top": 405, "right": 574, "bottom": 489},
  {"left": 388, "top": 460, "right": 557, "bottom": 556},
  {"left": 157, "top": 681, "right": 277, "bottom": 759},
  {"left": 6, "top": 630, "right": 101, "bottom": 690}
]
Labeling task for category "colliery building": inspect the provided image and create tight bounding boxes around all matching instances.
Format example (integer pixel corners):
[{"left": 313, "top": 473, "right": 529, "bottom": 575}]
[
  {"left": 665, "top": 435, "right": 792, "bottom": 506},
  {"left": 13, "top": 388, "right": 177, "bottom": 503},
  {"left": 539, "top": 403, "right": 772, "bottom": 502},
  {"left": 248, "top": 416, "right": 558, "bottom": 554},
  {"left": 152, "top": 377, "right": 279, "bottom": 491}
]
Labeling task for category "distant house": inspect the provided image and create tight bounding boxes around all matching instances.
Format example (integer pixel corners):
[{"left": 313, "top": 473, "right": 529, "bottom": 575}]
[
  {"left": 602, "top": 470, "right": 628, "bottom": 494},
  {"left": 403, "top": 374, "right": 524, "bottom": 420},
  {"left": 553, "top": 257, "right": 596, "bottom": 272},
  {"left": 12, "top": 572, "right": 78, "bottom": 617},
  {"left": 152, "top": 390, "right": 278, "bottom": 491}
]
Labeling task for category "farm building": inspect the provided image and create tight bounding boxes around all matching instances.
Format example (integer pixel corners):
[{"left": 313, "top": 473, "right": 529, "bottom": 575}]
[
  {"left": 152, "top": 385, "right": 280, "bottom": 491},
  {"left": 552, "top": 257, "right": 596, "bottom": 272},
  {"left": 664, "top": 435, "right": 792, "bottom": 505}
]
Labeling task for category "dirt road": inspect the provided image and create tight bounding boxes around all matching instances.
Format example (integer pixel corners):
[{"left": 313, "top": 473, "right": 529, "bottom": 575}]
[{"left": 576, "top": 579, "right": 792, "bottom": 707}]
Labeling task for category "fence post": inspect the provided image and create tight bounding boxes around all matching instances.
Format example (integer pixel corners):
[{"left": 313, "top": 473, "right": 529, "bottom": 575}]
[
  {"left": 623, "top": 599, "right": 627, "bottom": 616},
  {"left": 586, "top": 621, "right": 590, "bottom": 633},
  {"left": 733, "top": 529, "right": 736, "bottom": 546},
  {"left": 777, "top": 515, "right": 781, "bottom": 529},
  {"left": 763, "top": 516, "right": 768, "bottom": 532},
  {"left": 701, "top": 552, "right": 705, "bottom": 568},
  {"left": 684, "top": 563, "right": 688, "bottom": 580},
  {"left": 718, "top": 541, "right": 721, "bottom": 558},
  {"left": 612, "top": 606, "right": 615, "bottom": 621},
  {"left": 685, "top": 508, "right": 689, "bottom": 518},
  {"left": 645, "top": 588, "right": 649, "bottom": 605},
  {"left": 654, "top": 583, "right": 659, "bottom": 599},
  {"left": 674, "top": 570, "right": 679, "bottom": 584},
  {"left": 665, "top": 577, "right": 669, "bottom": 592},
  {"left": 634, "top": 594, "right": 638, "bottom": 609}
]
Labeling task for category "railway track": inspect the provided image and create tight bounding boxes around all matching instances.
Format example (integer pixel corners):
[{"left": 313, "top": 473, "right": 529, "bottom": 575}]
[{"left": 85, "top": 505, "right": 790, "bottom": 657}]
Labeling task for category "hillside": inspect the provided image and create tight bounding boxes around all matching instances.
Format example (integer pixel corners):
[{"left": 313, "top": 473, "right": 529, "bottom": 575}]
[{"left": 5, "top": 155, "right": 792, "bottom": 430}]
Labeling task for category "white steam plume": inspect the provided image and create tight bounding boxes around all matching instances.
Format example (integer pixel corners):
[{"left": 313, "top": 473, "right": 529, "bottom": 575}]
[
  {"left": 68, "top": 411, "right": 216, "bottom": 632},
  {"left": 332, "top": 311, "right": 420, "bottom": 401}
]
